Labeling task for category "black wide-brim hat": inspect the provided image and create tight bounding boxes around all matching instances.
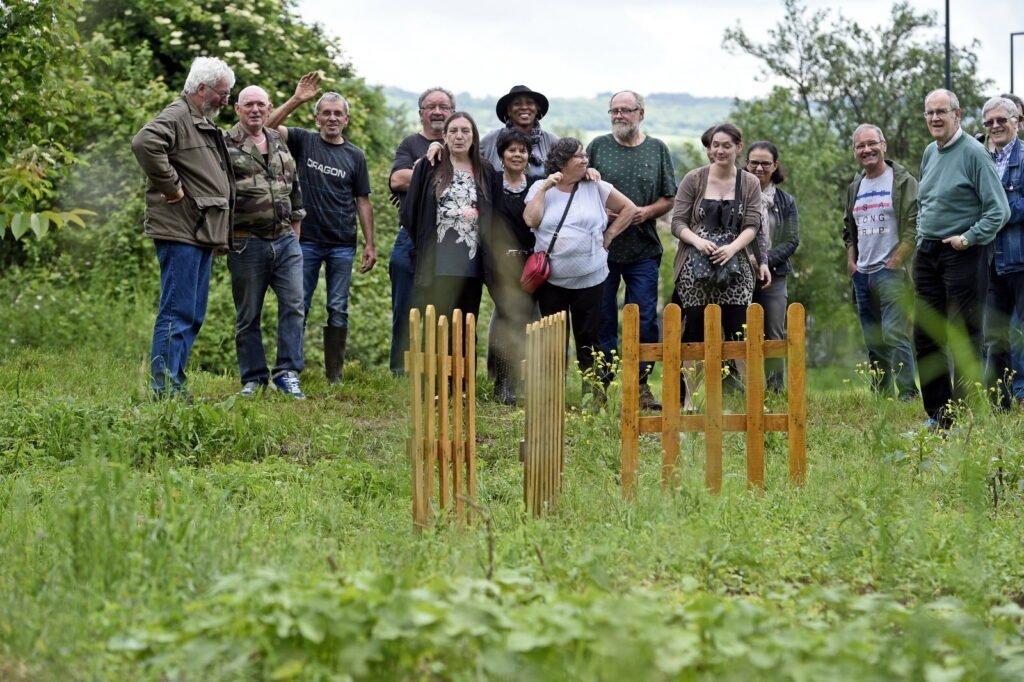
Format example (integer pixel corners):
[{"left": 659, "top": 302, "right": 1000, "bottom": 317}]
[{"left": 495, "top": 85, "right": 550, "bottom": 123}]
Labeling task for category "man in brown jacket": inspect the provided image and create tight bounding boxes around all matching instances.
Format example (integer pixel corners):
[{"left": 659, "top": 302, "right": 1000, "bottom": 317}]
[{"left": 131, "top": 56, "right": 236, "bottom": 399}]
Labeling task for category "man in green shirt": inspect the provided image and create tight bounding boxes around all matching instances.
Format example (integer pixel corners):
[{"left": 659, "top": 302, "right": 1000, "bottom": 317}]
[
  {"left": 914, "top": 88, "right": 1011, "bottom": 430},
  {"left": 587, "top": 91, "right": 677, "bottom": 409}
]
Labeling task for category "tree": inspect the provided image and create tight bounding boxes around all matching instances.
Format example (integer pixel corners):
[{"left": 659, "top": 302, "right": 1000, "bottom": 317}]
[{"left": 722, "top": 0, "right": 991, "bottom": 361}]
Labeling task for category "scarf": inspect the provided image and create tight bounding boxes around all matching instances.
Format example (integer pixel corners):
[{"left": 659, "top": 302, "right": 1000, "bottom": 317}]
[
  {"left": 758, "top": 183, "right": 777, "bottom": 251},
  {"left": 505, "top": 120, "right": 545, "bottom": 169}
]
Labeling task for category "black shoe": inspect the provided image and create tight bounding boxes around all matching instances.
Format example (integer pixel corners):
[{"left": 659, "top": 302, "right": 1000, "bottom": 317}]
[
  {"left": 639, "top": 383, "right": 662, "bottom": 410},
  {"left": 323, "top": 326, "right": 347, "bottom": 385}
]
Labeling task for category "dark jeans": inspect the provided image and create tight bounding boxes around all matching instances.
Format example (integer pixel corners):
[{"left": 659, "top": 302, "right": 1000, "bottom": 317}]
[
  {"left": 151, "top": 240, "right": 212, "bottom": 396},
  {"left": 984, "top": 267, "right": 1024, "bottom": 407},
  {"left": 852, "top": 268, "right": 917, "bottom": 398},
  {"left": 300, "top": 240, "right": 355, "bottom": 329},
  {"left": 753, "top": 275, "right": 789, "bottom": 392},
  {"left": 413, "top": 275, "right": 483, "bottom": 325},
  {"left": 389, "top": 227, "right": 415, "bottom": 373},
  {"left": 537, "top": 281, "right": 603, "bottom": 375},
  {"left": 913, "top": 239, "right": 990, "bottom": 424},
  {"left": 681, "top": 304, "right": 748, "bottom": 343},
  {"left": 485, "top": 250, "right": 536, "bottom": 378},
  {"left": 228, "top": 233, "right": 305, "bottom": 386},
  {"left": 599, "top": 256, "right": 660, "bottom": 384}
]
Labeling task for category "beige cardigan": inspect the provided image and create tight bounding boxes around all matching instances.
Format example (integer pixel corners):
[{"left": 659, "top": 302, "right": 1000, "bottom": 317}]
[{"left": 670, "top": 165, "right": 763, "bottom": 284}]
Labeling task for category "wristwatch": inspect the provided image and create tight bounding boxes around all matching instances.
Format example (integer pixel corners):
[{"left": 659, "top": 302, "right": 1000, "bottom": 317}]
[{"left": 959, "top": 235, "right": 969, "bottom": 248}]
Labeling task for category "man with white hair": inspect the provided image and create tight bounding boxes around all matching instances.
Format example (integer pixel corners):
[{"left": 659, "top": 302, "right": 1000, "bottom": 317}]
[
  {"left": 268, "top": 73, "right": 376, "bottom": 386},
  {"left": 914, "top": 88, "right": 1010, "bottom": 429},
  {"left": 224, "top": 85, "right": 307, "bottom": 398},
  {"left": 132, "top": 56, "right": 236, "bottom": 400},
  {"left": 980, "top": 96, "right": 1024, "bottom": 409}
]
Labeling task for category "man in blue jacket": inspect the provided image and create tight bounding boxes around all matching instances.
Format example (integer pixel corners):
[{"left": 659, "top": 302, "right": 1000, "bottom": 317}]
[{"left": 980, "top": 96, "right": 1024, "bottom": 409}]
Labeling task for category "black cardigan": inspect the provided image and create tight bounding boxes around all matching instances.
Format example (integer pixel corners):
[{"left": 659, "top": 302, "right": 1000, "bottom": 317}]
[{"left": 400, "top": 157, "right": 495, "bottom": 288}]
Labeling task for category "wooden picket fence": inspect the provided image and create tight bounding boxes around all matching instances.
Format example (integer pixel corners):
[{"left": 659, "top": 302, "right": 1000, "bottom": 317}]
[
  {"left": 621, "top": 302, "right": 806, "bottom": 497},
  {"left": 405, "top": 306, "right": 477, "bottom": 530},
  {"left": 521, "top": 311, "right": 567, "bottom": 516}
]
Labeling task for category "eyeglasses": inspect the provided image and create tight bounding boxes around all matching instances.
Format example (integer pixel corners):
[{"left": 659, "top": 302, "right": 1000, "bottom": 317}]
[
  {"left": 746, "top": 160, "right": 774, "bottom": 168},
  {"left": 923, "top": 108, "right": 954, "bottom": 119},
  {"left": 983, "top": 116, "right": 1016, "bottom": 128},
  {"left": 420, "top": 104, "right": 453, "bottom": 112},
  {"left": 854, "top": 140, "right": 883, "bottom": 151},
  {"left": 608, "top": 107, "right": 640, "bottom": 116}
]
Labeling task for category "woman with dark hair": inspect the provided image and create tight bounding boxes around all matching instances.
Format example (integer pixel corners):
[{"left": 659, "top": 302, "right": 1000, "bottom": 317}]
[
  {"left": 524, "top": 137, "right": 637, "bottom": 399},
  {"left": 400, "top": 111, "right": 492, "bottom": 322},
  {"left": 746, "top": 141, "right": 799, "bottom": 392},
  {"left": 671, "top": 123, "right": 762, "bottom": 346},
  {"left": 484, "top": 129, "right": 541, "bottom": 403}
]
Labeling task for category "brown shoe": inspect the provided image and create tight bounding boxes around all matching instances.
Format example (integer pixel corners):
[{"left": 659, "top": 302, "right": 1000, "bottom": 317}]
[{"left": 639, "top": 383, "right": 662, "bottom": 410}]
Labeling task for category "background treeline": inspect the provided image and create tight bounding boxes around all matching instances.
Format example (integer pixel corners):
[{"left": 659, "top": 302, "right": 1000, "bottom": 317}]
[{"left": 0, "top": 0, "right": 992, "bottom": 370}]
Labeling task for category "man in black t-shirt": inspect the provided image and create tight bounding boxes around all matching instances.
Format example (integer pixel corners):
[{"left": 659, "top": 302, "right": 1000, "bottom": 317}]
[
  {"left": 387, "top": 86, "right": 456, "bottom": 373},
  {"left": 268, "top": 73, "right": 376, "bottom": 385}
]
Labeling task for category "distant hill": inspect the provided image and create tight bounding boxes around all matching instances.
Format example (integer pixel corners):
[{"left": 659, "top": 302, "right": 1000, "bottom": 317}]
[{"left": 382, "top": 87, "right": 735, "bottom": 142}]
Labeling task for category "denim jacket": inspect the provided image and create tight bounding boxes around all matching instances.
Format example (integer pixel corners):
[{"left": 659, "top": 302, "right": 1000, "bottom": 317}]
[{"left": 993, "top": 138, "right": 1024, "bottom": 276}]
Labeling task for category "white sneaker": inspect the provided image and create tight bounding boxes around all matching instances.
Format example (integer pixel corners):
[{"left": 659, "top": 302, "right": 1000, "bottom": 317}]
[{"left": 271, "top": 371, "right": 306, "bottom": 399}]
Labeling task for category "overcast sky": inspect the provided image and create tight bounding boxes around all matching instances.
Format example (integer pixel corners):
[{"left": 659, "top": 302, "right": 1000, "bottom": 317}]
[{"left": 297, "top": 0, "right": 1020, "bottom": 101}]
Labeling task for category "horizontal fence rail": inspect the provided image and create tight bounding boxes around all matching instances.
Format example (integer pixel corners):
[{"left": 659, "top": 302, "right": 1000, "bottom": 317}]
[{"left": 621, "top": 303, "right": 806, "bottom": 497}]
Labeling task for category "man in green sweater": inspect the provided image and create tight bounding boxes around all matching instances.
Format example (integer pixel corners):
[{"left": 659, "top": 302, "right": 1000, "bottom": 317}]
[{"left": 914, "top": 88, "right": 1011, "bottom": 430}]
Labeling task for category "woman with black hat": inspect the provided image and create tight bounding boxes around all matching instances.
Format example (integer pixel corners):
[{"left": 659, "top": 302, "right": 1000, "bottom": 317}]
[{"left": 479, "top": 85, "right": 559, "bottom": 177}]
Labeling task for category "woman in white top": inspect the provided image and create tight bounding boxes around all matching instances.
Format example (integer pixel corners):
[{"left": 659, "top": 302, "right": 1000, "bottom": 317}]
[{"left": 524, "top": 137, "right": 637, "bottom": 392}]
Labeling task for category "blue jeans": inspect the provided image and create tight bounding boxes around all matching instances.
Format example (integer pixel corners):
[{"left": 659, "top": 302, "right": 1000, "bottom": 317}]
[
  {"left": 599, "top": 257, "right": 660, "bottom": 383},
  {"left": 389, "top": 227, "right": 415, "bottom": 373},
  {"left": 854, "top": 268, "right": 917, "bottom": 398},
  {"left": 301, "top": 241, "right": 355, "bottom": 329},
  {"left": 983, "top": 268, "right": 1024, "bottom": 406},
  {"left": 228, "top": 233, "right": 305, "bottom": 385},
  {"left": 151, "top": 240, "right": 213, "bottom": 396}
]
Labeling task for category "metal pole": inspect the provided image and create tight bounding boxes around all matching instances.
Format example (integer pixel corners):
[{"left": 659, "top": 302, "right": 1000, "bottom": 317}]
[
  {"left": 945, "top": 0, "right": 951, "bottom": 90},
  {"left": 1013, "top": 32, "right": 1024, "bottom": 93}
]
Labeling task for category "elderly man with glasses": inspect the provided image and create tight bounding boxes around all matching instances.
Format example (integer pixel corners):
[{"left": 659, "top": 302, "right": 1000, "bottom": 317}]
[
  {"left": 980, "top": 96, "right": 1024, "bottom": 409},
  {"left": 914, "top": 88, "right": 1010, "bottom": 430}
]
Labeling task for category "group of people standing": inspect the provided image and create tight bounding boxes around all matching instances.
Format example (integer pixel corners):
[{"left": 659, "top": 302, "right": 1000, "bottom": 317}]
[{"left": 132, "top": 56, "right": 1024, "bottom": 431}]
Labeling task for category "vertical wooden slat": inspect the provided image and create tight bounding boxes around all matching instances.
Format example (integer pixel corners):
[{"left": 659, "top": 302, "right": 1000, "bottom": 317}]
[
  {"left": 704, "top": 304, "right": 723, "bottom": 493},
  {"left": 451, "top": 310, "right": 464, "bottom": 521},
  {"left": 661, "top": 304, "right": 682, "bottom": 489},
  {"left": 787, "top": 303, "right": 807, "bottom": 485},
  {"left": 524, "top": 320, "right": 535, "bottom": 513},
  {"left": 620, "top": 304, "right": 641, "bottom": 499},
  {"left": 424, "top": 306, "right": 438, "bottom": 523},
  {"left": 556, "top": 311, "right": 566, "bottom": 498},
  {"left": 465, "top": 312, "right": 477, "bottom": 522},
  {"left": 437, "top": 316, "right": 451, "bottom": 511},
  {"left": 408, "top": 308, "right": 425, "bottom": 531},
  {"left": 745, "top": 304, "right": 765, "bottom": 489}
]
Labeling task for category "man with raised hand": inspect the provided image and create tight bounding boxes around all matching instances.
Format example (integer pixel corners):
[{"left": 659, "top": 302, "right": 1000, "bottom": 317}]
[
  {"left": 267, "top": 73, "right": 376, "bottom": 386},
  {"left": 914, "top": 88, "right": 1010, "bottom": 430},
  {"left": 387, "top": 87, "right": 456, "bottom": 374},
  {"left": 132, "top": 56, "right": 235, "bottom": 400},
  {"left": 587, "top": 90, "right": 676, "bottom": 409},
  {"left": 843, "top": 123, "right": 919, "bottom": 401},
  {"left": 979, "top": 96, "right": 1024, "bottom": 409},
  {"left": 224, "top": 85, "right": 307, "bottom": 399}
]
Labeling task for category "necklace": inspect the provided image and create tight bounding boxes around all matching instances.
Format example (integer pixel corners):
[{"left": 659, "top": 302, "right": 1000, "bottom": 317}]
[{"left": 247, "top": 132, "right": 267, "bottom": 146}]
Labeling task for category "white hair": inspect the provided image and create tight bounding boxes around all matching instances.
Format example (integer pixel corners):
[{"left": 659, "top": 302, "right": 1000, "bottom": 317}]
[
  {"left": 925, "top": 88, "right": 960, "bottom": 111},
  {"left": 182, "top": 57, "right": 235, "bottom": 95},
  {"left": 609, "top": 90, "right": 645, "bottom": 110},
  {"left": 316, "top": 92, "right": 349, "bottom": 115},
  {"left": 852, "top": 124, "right": 886, "bottom": 145},
  {"left": 982, "top": 96, "right": 1020, "bottom": 120}
]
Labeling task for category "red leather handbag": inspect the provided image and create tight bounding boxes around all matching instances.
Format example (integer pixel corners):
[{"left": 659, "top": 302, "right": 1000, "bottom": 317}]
[{"left": 519, "top": 183, "right": 577, "bottom": 294}]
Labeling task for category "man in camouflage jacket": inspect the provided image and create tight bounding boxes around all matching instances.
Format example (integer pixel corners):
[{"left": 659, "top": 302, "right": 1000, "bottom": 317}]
[{"left": 225, "top": 85, "right": 308, "bottom": 398}]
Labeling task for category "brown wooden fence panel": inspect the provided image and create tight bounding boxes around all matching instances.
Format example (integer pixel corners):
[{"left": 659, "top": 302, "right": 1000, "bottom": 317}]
[
  {"left": 523, "top": 311, "right": 566, "bottom": 516},
  {"left": 406, "top": 306, "right": 477, "bottom": 530},
  {"left": 620, "top": 303, "right": 807, "bottom": 497}
]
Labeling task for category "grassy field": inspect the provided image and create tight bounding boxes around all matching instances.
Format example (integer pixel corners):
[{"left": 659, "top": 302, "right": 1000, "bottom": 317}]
[{"left": 2, "top": 348, "right": 1024, "bottom": 680}]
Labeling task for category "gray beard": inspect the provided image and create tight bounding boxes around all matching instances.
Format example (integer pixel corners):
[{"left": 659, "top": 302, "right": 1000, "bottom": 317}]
[{"left": 612, "top": 121, "right": 639, "bottom": 142}]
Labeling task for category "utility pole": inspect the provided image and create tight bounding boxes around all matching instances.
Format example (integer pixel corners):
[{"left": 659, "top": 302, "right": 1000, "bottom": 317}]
[
  {"left": 1013, "top": 32, "right": 1024, "bottom": 93},
  {"left": 944, "top": 0, "right": 951, "bottom": 90}
]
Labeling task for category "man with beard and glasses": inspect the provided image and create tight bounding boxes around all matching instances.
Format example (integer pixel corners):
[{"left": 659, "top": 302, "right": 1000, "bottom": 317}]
[
  {"left": 387, "top": 87, "right": 456, "bottom": 374},
  {"left": 843, "top": 123, "right": 919, "bottom": 401},
  {"left": 586, "top": 91, "right": 676, "bottom": 409},
  {"left": 267, "top": 73, "right": 377, "bottom": 387},
  {"left": 132, "top": 56, "right": 235, "bottom": 400},
  {"left": 914, "top": 88, "right": 1009, "bottom": 430},
  {"left": 224, "top": 85, "right": 307, "bottom": 399}
]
